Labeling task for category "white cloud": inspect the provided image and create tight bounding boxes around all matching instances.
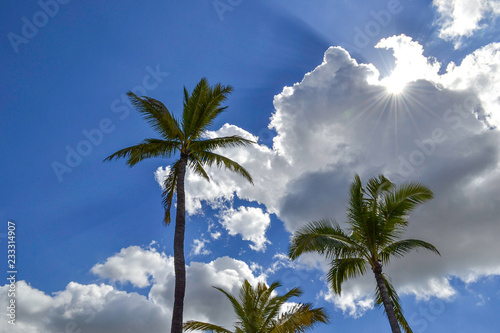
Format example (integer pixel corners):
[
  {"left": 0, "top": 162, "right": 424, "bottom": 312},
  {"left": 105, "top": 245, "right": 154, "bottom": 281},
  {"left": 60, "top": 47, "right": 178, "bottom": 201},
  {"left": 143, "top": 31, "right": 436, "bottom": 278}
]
[
  {"left": 440, "top": 42, "right": 500, "bottom": 128},
  {"left": 91, "top": 245, "right": 171, "bottom": 288},
  {"left": 191, "top": 238, "right": 211, "bottom": 256},
  {"left": 211, "top": 231, "right": 221, "bottom": 239},
  {"left": 399, "top": 277, "right": 457, "bottom": 301},
  {"left": 433, "top": 0, "right": 500, "bottom": 47},
  {"left": 320, "top": 281, "right": 375, "bottom": 318},
  {"left": 219, "top": 206, "right": 271, "bottom": 251},
  {"left": 1, "top": 246, "right": 266, "bottom": 332},
  {"left": 375, "top": 34, "right": 441, "bottom": 88},
  {"left": 0, "top": 280, "right": 168, "bottom": 333}
]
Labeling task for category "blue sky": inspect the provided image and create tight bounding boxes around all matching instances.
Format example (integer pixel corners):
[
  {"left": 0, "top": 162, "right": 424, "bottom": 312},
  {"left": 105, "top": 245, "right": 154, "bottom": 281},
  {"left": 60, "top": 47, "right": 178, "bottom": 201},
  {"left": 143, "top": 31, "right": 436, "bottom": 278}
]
[{"left": 1, "top": 0, "right": 500, "bottom": 332}]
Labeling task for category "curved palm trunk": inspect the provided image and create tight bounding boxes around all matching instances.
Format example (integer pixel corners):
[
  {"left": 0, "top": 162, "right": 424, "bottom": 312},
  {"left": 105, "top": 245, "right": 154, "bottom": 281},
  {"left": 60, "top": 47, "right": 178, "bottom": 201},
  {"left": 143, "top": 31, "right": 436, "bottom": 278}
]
[
  {"left": 171, "top": 153, "right": 188, "bottom": 333},
  {"left": 373, "top": 261, "right": 401, "bottom": 333}
]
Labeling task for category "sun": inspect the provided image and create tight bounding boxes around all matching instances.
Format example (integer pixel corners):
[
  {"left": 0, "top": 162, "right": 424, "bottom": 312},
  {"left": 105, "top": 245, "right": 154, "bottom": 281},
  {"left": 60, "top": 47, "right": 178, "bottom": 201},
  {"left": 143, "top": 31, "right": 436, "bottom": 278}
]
[{"left": 382, "top": 75, "right": 407, "bottom": 94}]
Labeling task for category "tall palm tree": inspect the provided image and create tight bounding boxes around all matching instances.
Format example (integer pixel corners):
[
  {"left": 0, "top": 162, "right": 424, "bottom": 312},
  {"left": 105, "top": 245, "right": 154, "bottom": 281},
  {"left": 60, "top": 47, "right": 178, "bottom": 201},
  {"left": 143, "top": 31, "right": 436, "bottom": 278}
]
[
  {"left": 288, "top": 174, "right": 440, "bottom": 333},
  {"left": 104, "top": 78, "right": 254, "bottom": 333},
  {"left": 183, "top": 280, "right": 329, "bottom": 333}
]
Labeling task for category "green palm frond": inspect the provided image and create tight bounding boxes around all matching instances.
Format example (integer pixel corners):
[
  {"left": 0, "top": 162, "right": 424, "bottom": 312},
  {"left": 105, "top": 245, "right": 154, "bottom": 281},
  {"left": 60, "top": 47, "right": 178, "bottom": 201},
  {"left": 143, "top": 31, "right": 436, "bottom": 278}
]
[
  {"left": 103, "top": 139, "right": 179, "bottom": 166},
  {"left": 347, "top": 174, "right": 365, "bottom": 222},
  {"left": 187, "top": 280, "right": 328, "bottom": 333},
  {"left": 187, "top": 155, "right": 211, "bottom": 182},
  {"left": 382, "top": 183, "right": 434, "bottom": 237},
  {"left": 193, "top": 83, "right": 232, "bottom": 134},
  {"left": 182, "top": 78, "right": 233, "bottom": 140},
  {"left": 194, "top": 82, "right": 232, "bottom": 131},
  {"left": 379, "top": 239, "right": 440, "bottom": 264},
  {"left": 261, "top": 285, "right": 301, "bottom": 329},
  {"left": 270, "top": 304, "right": 329, "bottom": 333},
  {"left": 190, "top": 136, "right": 256, "bottom": 152},
  {"left": 126, "top": 92, "right": 183, "bottom": 141},
  {"left": 365, "top": 174, "right": 393, "bottom": 205},
  {"left": 374, "top": 273, "right": 412, "bottom": 333},
  {"left": 183, "top": 321, "right": 232, "bottom": 333},
  {"left": 161, "top": 161, "right": 180, "bottom": 225},
  {"left": 196, "top": 150, "right": 253, "bottom": 184},
  {"left": 288, "top": 219, "right": 359, "bottom": 260},
  {"left": 182, "top": 78, "right": 207, "bottom": 138},
  {"left": 327, "top": 257, "right": 367, "bottom": 294},
  {"left": 214, "top": 284, "right": 246, "bottom": 327}
]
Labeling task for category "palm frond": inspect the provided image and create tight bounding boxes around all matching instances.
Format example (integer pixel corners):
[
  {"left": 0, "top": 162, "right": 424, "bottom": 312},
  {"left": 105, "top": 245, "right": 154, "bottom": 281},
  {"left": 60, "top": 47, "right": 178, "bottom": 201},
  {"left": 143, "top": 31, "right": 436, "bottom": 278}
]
[
  {"left": 347, "top": 174, "right": 370, "bottom": 238},
  {"left": 103, "top": 139, "right": 179, "bottom": 166},
  {"left": 213, "top": 284, "right": 246, "bottom": 327},
  {"left": 183, "top": 321, "right": 231, "bottom": 333},
  {"left": 379, "top": 239, "right": 440, "bottom": 264},
  {"left": 190, "top": 135, "right": 255, "bottom": 152},
  {"left": 270, "top": 304, "right": 329, "bottom": 333},
  {"left": 161, "top": 161, "right": 179, "bottom": 225},
  {"left": 187, "top": 155, "right": 211, "bottom": 182},
  {"left": 327, "top": 257, "right": 367, "bottom": 295},
  {"left": 182, "top": 78, "right": 208, "bottom": 138},
  {"left": 382, "top": 183, "right": 433, "bottom": 231},
  {"left": 288, "top": 219, "right": 359, "bottom": 260},
  {"left": 188, "top": 82, "right": 233, "bottom": 140},
  {"left": 126, "top": 92, "right": 183, "bottom": 141},
  {"left": 196, "top": 150, "right": 253, "bottom": 184},
  {"left": 261, "top": 285, "right": 301, "bottom": 328},
  {"left": 365, "top": 174, "right": 393, "bottom": 204}
]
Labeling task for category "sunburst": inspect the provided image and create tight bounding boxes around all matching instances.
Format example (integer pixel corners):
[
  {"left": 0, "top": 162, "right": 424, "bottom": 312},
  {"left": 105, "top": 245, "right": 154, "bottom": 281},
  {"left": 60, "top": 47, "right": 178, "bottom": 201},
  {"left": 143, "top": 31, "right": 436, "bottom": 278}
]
[{"left": 381, "top": 74, "right": 407, "bottom": 95}]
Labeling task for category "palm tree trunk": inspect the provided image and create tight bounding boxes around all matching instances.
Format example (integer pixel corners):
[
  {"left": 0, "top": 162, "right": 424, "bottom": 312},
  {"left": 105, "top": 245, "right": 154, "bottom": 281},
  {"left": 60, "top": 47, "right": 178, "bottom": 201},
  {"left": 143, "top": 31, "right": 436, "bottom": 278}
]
[
  {"left": 373, "top": 261, "right": 401, "bottom": 333},
  {"left": 171, "top": 153, "right": 188, "bottom": 333}
]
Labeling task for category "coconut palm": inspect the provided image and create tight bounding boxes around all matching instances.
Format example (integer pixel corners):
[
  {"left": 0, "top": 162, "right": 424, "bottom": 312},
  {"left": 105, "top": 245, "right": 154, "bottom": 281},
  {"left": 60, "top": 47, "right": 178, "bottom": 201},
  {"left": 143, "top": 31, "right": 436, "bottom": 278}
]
[
  {"left": 288, "top": 174, "right": 440, "bottom": 333},
  {"left": 104, "top": 78, "right": 254, "bottom": 333},
  {"left": 183, "top": 280, "right": 329, "bottom": 333}
]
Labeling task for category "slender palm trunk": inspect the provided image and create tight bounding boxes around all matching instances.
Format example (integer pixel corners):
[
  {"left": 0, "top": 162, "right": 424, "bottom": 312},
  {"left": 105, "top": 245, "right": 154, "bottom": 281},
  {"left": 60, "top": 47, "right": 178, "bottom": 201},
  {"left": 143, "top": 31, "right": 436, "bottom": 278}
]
[
  {"left": 171, "top": 153, "right": 188, "bottom": 333},
  {"left": 373, "top": 261, "right": 401, "bottom": 333}
]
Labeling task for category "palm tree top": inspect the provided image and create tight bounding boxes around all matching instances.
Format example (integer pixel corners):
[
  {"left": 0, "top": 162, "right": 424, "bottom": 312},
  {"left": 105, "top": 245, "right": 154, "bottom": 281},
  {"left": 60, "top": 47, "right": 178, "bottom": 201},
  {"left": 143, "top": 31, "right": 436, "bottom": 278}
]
[
  {"left": 288, "top": 174, "right": 440, "bottom": 333},
  {"left": 104, "top": 78, "right": 255, "bottom": 224},
  {"left": 183, "top": 280, "right": 329, "bottom": 333}
]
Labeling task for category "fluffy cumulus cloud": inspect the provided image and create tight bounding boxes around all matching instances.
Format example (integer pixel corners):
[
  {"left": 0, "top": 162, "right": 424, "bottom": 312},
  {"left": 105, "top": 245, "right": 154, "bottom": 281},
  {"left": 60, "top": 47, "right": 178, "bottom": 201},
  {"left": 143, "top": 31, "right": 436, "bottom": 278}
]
[
  {"left": 433, "top": 0, "right": 500, "bottom": 47},
  {"left": 440, "top": 42, "right": 500, "bottom": 128},
  {"left": 1, "top": 245, "right": 266, "bottom": 332},
  {"left": 375, "top": 35, "right": 441, "bottom": 89},
  {"left": 220, "top": 206, "right": 271, "bottom": 251},
  {"left": 191, "top": 238, "right": 211, "bottom": 256},
  {"left": 154, "top": 35, "right": 500, "bottom": 316},
  {"left": 0, "top": 280, "right": 169, "bottom": 333}
]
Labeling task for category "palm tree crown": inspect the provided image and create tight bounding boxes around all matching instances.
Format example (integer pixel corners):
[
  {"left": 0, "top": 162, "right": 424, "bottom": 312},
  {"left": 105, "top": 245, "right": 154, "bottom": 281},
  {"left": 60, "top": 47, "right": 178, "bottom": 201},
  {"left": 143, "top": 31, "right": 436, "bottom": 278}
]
[
  {"left": 104, "top": 78, "right": 255, "bottom": 333},
  {"left": 288, "top": 174, "right": 440, "bottom": 333},
  {"left": 104, "top": 78, "right": 254, "bottom": 224},
  {"left": 183, "top": 280, "right": 329, "bottom": 333}
]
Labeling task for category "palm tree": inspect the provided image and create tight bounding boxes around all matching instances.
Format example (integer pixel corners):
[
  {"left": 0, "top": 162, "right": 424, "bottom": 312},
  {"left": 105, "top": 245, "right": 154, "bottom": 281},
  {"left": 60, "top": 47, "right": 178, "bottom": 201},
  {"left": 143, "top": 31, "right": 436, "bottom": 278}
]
[
  {"left": 288, "top": 174, "right": 440, "bottom": 333},
  {"left": 104, "top": 78, "right": 254, "bottom": 333},
  {"left": 183, "top": 280, "right": 329, "bottom": 333}
]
